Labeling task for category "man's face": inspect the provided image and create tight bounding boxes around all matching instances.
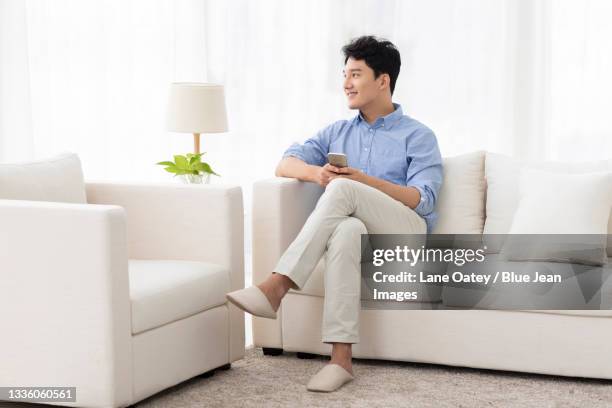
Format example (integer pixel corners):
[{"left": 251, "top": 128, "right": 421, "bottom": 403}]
[{"left": 343, "top": 57, "right": 385, "bottom": 110}]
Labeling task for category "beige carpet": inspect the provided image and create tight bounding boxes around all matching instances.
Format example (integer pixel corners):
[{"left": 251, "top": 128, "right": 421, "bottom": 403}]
[{"left": 134, "top": 347, "right": 612, "bottom": 408}]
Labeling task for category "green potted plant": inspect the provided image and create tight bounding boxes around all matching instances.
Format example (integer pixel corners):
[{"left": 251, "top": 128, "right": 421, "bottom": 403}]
[{"left": 156, "top": 152, "right": 220, "bottom": 184}]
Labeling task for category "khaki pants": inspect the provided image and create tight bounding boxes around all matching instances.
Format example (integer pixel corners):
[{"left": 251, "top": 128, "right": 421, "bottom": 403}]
[{"left": 274, "top": 178, "right": 426, "bottom": 344}]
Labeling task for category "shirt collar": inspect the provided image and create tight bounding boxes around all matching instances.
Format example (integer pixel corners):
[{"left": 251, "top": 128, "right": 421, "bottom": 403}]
[{"left": 354, "top": 103, "right": 403, "bottom": 129}]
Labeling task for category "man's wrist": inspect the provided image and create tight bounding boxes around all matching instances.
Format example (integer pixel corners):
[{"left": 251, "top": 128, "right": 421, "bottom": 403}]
[
  {"left": 305, "top": 165, "right": 319, "bottom": 183},
  {"left": 362, "top": 173, "right": 379, "bottom": 188}
]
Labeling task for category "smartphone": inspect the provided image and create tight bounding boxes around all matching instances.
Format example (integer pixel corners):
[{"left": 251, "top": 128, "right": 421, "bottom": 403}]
[{"left": 327, "top": 152, "right": 348, "bottom": 168}]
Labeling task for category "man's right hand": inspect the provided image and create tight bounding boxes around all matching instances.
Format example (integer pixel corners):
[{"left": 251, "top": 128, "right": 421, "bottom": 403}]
[
  {"left": 275, "top": 157, "right": 340, "bottom": 187},
  {"left": 310, "top": 163, "right": 342, "bottom": 187}
]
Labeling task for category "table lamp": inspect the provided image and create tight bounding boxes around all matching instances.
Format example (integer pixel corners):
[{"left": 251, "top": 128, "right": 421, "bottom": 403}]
[{"left": 166, "top": 82, "right": 228, "bottom": 154}]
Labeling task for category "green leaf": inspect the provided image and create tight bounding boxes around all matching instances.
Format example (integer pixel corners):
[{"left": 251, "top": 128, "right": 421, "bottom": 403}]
[
  {"left": 196, "top": 162, "right": 212, "bottom": 173},
  {"left": 187, "top": 152, "right": 205, "bottom": 159},
  {"left": 157, "top": 153, "right": 218, "bottom": 177},
  {"left": 196, "top": 162, "right": 221, "bottom": 176},
  {"left": 174, "top": 155, "right": 188, "bottom": 170}
]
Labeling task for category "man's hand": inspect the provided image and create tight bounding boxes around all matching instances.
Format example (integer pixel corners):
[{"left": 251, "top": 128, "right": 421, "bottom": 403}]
[
  {"left": 276, "top": 157, "right": 421, "bottom": 210},
  {"left": 328, "top": 165, "right": 422, "bottom": 209},
  {"left": 275, "top": 157, "right": 366, "bottom": 188},
  {"left": 311, "top": 163, "right": 343, "bottom": 187},
  {"left": 327, "top": 165, "right": 369, "bottom": 184}
]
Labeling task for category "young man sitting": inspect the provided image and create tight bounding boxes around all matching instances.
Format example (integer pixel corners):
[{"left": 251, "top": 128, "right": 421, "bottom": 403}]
[{"left": 228, "top": 35, "right": 443, "bottom": 392}]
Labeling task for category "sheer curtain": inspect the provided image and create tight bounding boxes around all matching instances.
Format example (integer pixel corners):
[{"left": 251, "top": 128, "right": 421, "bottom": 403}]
[
  {"left": 548, "top": 0, "right": 612, "bottom": 161},
  {"left": 1, "top": 0, "right": 610, "bottom": 182}
]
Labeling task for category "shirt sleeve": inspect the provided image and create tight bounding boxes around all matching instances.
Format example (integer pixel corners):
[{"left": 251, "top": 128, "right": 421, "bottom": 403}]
[
  {"left": 405, "top": 129, "right": 444, "bottom": 217},
  {"left": 282, "top": 124, "right": 334, "bottom": 167}
]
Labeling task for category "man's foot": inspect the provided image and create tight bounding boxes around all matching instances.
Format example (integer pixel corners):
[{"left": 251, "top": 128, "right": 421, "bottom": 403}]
[
  {"left": 329, "top": 358, "right": 353, "bottom": 376},
  {"left": 306, "top": 342, "right": 354, "bottom": 391},
  {"left": 226, "top": 273, "right": 294, "bottom": 318},
  {"left": 257, "top": 273, "right": 294, "bottom": 311},
  {"left": 226, "top": 286, "right": 277, "bottom": 319},
  {"left": 306, "top": 364, "right": 354, "bottom": 392},
  {"left": 330, "top": 343, "right": 353, "bottom": 375}
]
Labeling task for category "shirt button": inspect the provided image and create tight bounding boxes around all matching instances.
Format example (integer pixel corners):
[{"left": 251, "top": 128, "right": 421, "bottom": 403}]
[
  {"left": 369, "top": 129, "right": 373, "bottom": 133},
  {"left": 364, "top": 148, "right": 368, "bottom": 151}
]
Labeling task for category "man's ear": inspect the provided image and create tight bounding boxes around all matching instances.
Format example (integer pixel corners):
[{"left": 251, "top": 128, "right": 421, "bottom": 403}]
[{"left": 378, "top": 73, "right": 390, "bottom": 91}]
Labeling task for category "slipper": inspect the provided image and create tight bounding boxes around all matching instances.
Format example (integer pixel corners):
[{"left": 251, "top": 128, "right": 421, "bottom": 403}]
[
  {"left": 306, "top": 364, "right": 354, "bottom": 392},
  {"left": 226, "top": 286, "right": 277, "bottom": 319}
]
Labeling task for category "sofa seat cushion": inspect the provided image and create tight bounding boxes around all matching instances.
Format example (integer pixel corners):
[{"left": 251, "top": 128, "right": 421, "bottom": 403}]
[
  {"left": 521, "top": 310, "right": 612, "bottom": 318},
  {"left": 442, "top": 254, "right": 612, "bottom": 311},
  {"left": 129, "top": 260, "right": 229, "bottom": 334}
]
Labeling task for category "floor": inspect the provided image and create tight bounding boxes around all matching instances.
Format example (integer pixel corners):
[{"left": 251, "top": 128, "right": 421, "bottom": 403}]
[{"left": 132, "top": 347, "right": 612, "bottom": 408}]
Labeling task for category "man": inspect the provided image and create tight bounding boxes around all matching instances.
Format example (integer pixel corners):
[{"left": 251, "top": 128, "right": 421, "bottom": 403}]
[{"left": 227, "top": 35, "right": 443, "bottom": 392}]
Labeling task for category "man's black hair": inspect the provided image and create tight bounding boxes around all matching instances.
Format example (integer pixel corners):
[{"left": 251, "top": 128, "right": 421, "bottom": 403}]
[{"left": 342, "top": 35, "right": 401, "bottom": 95}]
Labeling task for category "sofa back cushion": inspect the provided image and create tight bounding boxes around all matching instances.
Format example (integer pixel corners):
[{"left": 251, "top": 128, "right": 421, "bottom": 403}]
[
  {"left": 484, "top": 152, "right": 612, "bottom": 256},
  {"left": 0, "top": 152, "right": 87, "bottom": 203},
  {"left": 432, "top": 151, "right": 486, "bottom": 235}
]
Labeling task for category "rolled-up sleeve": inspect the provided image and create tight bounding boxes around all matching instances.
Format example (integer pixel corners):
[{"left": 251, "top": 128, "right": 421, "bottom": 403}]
[
  {"left": 282, "top": 124, "right": 333, "bottom": 166},
  {"left": 405, "top": 129, "right": 443, "bottom": 216}
]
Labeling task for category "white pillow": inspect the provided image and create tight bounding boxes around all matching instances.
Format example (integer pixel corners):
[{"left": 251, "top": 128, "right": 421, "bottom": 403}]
[
  {"left": 432, "top": 151, "right": 486, "bottom": 234},
  {"left": 0, "top": 152, "right": 87, "bottom": 203},
  {"left": 484, "top": 152, "right": 612, "bottom": 255},
  {"left": 499, "top": 169, "right": 611, "bottom": 266}
]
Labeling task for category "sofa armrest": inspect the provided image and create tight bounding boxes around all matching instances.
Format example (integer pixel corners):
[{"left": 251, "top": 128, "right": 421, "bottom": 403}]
[
  {"left": 0, "top": 199, "right": 132, "bottom": 407},
  {"left": 86, "top": 181, "right": 245, "bottom": 361},
  {"left": 251, "top": 177, "right": 323, "bottom": 348}
]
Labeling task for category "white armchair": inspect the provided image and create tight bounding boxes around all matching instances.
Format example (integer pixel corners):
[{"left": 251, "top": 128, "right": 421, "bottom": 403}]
[{"left": 0, "top": 181, "right": 245, "bottom": 407}]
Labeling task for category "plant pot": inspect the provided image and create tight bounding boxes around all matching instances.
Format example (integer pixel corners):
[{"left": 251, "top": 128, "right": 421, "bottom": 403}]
[{"left": 178, "top": 173, "right": 211, "bottom": 184}]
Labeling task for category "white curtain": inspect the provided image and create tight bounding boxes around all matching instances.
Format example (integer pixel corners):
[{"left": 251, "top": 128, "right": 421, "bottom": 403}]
[{"left": 1, "top": 0, "right": 611, "bottom": 184}]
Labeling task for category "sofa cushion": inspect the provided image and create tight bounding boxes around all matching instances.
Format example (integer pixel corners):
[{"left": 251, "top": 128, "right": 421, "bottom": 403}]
[
  {"left": 483, "top": 152, "right": 612, "bottom": 255},
  {"left": 129, "top": 260, "right": 229, "bottom": 334},
  {"left": 432, "top": 151, "right": 486, "bottom": 235},
  {"left": 522, "top": 310, "right": 612, "bottom": 318},
  {"left": 0, "top": 151, "right": 87, "bottom": 203},
  {"left": 442, "top": 254, "right": 612, "bottom": 310},
  {"left": 500, "top": 169, "right": 611, "bottom": 266}
]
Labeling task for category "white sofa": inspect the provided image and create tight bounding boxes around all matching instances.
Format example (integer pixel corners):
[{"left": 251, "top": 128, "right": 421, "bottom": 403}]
[
  {"left": 252, "top": 151, "right": 612, "bottom": 379},
  {"left": 0, "top": 153, "right": 245, "bottom": 407}
]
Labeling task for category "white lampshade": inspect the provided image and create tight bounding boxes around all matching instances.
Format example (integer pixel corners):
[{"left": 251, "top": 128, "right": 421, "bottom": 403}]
[{"left": 167, "top": 82, "right": 228, "bottom": 133}]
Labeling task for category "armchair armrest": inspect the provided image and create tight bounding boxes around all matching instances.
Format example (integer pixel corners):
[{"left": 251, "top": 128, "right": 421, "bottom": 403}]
[
  {"left": 251, "top": 177, "right": 323, "bottom": 347},
  {"left": 85, "top": 181, "right": 244, "bottom": 290},
  {"left": 0, "top": 199, "right": 132, "bottom": 407},
  {"left": 86, "top": 181, "right": 245, "bottom": 361}
]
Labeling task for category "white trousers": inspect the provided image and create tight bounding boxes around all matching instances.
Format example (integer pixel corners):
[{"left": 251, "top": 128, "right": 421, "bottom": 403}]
[{"left": 274, "top": 178, "right": 427, "bottom": 344}]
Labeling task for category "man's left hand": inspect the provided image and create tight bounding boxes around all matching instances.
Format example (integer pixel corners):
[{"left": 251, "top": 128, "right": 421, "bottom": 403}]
[{"left": 328, "top": 165, "right": 369, "bottom": 184}]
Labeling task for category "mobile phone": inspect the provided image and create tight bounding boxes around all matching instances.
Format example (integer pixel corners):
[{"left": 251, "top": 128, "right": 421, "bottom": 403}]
[{"left": 328, "top": 152, "right": 348, "bottom": 168}]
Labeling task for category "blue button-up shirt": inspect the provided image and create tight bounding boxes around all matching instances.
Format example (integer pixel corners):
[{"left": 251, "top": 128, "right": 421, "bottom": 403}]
[{"left": 282, "top": 103, "right": 443, "bottom": 233}]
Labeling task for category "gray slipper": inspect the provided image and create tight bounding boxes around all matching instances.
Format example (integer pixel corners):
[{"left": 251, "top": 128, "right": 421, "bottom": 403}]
[
  {"left": 226, "top": 286, "right": 277, "bottom": 319},
  {"left": 306, "top": 364, "right": 354, "bottom": 392}
]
